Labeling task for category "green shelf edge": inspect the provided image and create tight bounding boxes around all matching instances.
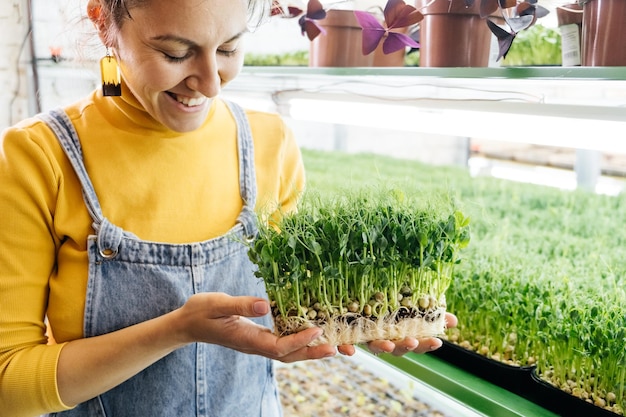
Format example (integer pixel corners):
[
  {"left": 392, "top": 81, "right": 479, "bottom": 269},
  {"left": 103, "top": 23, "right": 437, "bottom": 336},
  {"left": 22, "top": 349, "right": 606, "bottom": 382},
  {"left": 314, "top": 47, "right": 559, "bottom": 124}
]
[
  {"left": 369, "top": 349, "right": 560, "bottom": 417},
  {"left": 243, "top": 66, "right": 626, "bottom": 80}
]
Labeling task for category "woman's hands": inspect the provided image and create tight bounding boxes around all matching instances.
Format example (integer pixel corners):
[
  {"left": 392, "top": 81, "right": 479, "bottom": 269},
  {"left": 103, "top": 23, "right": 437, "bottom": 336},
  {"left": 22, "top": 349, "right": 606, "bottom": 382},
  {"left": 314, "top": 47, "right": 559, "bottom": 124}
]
[
  {"left": 57, "top": 292, "right": 336, "bottom": 407},
  {"left": 174, "top": 292, "right": 457, "bottom": 362},
  {"left": 172, "top": 292, "right": 337, "bottom": 362}
]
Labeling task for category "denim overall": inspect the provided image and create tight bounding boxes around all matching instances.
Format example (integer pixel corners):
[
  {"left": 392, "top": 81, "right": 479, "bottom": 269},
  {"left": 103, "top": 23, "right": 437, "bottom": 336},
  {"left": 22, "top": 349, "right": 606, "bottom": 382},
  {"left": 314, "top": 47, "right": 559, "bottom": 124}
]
[{"left": 40, "top": 102, "right": 282, "bottom": 417}]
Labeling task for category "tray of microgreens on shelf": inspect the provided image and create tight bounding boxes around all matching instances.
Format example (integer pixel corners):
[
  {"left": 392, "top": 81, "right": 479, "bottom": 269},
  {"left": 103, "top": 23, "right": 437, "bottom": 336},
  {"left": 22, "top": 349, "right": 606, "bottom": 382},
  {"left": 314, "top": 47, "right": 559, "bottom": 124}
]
[
  {"left": 296, "top": 149, "right": 626, "bottom": 417},
  {"left": 247, "top": 186, "right": 470, "bottom": 346}
]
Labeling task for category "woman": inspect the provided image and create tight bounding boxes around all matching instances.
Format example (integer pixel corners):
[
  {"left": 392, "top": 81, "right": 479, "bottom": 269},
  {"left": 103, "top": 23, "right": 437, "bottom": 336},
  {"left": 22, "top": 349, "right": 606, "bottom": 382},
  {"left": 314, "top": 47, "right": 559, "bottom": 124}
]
[{"left": 0, "top": 0, "right": 456, "bottom": 416}]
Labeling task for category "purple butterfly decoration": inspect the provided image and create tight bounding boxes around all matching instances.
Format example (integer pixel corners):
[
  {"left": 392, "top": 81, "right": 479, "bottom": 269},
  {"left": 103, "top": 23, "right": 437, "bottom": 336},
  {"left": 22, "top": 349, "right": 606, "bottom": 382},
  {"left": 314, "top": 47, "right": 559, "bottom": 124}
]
[
  {"left": 298, "top": 0, "right": 327, "bottom": 41},
  {"left": 487, "top": 0, "right": 546, "bottom": 61},
  {"left": 487, "top": 19, "right": 516, "bottom": 61},
  {"left": 354, "top": 0, "right": 422, "bottom": 56}
]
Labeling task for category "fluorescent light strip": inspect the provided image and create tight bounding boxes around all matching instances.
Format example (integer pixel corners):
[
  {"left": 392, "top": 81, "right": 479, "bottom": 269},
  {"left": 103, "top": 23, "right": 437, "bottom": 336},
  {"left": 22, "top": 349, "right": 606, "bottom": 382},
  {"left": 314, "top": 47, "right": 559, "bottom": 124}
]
[{"left": 288, "top": 98, "right": 626, "bottom": 155}]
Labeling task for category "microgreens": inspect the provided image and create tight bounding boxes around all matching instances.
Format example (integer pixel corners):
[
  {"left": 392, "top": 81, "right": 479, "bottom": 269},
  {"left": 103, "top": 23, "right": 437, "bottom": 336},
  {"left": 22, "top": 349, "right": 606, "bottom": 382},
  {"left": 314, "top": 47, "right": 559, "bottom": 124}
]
[
  {"left": 297, "top": 149, "right": 626, "bottom": 415},
  {"left": 248, "top": 185, "right": 470, "bottom": 346}
]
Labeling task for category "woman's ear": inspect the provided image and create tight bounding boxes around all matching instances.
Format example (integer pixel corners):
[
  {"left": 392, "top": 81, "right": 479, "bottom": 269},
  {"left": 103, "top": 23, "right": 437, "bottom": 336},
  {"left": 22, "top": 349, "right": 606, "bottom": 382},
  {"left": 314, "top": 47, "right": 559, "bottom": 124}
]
[{"left": 87, "top": 0, "right": 111, "bottom": 45}]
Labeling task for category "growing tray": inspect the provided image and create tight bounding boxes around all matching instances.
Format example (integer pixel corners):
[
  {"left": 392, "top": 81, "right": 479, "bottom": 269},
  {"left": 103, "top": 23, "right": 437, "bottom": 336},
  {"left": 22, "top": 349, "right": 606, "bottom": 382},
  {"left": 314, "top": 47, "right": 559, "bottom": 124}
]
[{"left": 429, "top": 341, "right": 620, "bottom": 417}]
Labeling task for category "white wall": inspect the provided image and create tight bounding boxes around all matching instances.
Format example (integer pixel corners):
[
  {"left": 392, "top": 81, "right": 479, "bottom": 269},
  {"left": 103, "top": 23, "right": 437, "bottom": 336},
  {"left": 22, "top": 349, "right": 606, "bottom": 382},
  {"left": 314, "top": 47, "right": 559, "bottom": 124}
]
[
  {"left": 0, "top": 0, "right": 31, "bottom": 130},
  {"left": 0, "top": 0, "right": 97, "bottom": 130}
]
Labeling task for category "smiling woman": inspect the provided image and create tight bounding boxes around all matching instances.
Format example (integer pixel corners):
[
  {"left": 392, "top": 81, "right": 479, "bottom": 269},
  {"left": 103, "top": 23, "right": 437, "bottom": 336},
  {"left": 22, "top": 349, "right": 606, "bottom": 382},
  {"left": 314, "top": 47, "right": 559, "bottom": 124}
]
[
  {"left": 0, "top": 0, "right": 454, "bottom": 416},
  {"left": 1, "top": 0, "right": 314, "bottom": 416},
  {"left": 94, "top": 0, "right": 250, "bottom": 131}
]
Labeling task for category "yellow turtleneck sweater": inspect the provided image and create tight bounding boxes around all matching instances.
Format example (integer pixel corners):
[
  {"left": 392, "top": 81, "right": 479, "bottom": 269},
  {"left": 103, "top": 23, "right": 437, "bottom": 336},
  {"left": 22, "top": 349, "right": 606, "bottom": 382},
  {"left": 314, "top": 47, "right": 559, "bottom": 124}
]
[{"left": 0, "top": 87, "right": 304, "bottom": 417}]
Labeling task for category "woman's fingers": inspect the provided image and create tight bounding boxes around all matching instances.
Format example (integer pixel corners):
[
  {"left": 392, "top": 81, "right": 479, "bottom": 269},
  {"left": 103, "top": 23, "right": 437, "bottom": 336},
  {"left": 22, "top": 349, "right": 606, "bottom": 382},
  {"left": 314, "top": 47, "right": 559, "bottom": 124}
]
[
  {"left": 445, "top": 312, "right": 458, "bottom": 328},
  {"left": 365, "top": 311, "right": 459, "bottom": 357},
  {"left": 177, "top": 293, "right": 338, "bottom": 362},
  {"left": 253, "top": 327, "right": 339, "bottom": 362}
]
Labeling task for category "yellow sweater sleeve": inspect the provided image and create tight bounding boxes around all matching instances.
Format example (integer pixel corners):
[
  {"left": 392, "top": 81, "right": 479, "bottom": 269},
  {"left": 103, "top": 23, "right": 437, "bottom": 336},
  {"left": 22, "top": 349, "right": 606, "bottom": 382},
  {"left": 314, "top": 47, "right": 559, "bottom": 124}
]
[
  {"left": 0, "top": 97, "right": 304, "bottom": 417},
  {"left": 0, "top": 123, "right": 74, "bottom": 416}
]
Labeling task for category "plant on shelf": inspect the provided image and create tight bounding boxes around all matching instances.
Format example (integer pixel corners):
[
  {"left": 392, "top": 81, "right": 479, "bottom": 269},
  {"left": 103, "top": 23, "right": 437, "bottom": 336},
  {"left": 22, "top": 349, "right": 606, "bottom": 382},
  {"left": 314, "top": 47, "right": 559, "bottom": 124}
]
[
  {"left": 480, "top": 0, "right": 551, "bottom": 60},
  {"left": 271, "top": 0, "right": 549, "bottom": 66},
  {"left": 414, "top": 0, "right": 550, "bottom": 66},
  {"left": 271, "top": 0, "right": 420, "bottom": 63},
  {"left": 270, "top": 0, "right": 421, "bottom": 66},
  {"left": 353, "top": 0, "right": 422, "bottom": 55}
]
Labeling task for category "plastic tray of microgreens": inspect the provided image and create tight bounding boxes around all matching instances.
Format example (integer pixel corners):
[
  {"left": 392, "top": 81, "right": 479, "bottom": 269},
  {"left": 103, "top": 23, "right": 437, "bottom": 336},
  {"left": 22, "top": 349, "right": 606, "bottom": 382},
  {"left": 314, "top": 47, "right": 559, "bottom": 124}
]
[
  {"left": 432, "top": 341, "right": 622, "bottom": 416},
  {"left": 248, "top": 187, "right": 470, "bottom": 346}
]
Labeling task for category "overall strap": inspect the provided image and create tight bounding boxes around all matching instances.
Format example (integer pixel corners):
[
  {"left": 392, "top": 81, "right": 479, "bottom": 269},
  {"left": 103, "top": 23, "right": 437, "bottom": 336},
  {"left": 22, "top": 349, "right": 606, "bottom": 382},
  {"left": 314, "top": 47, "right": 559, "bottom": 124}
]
[
  {"left": 39, "top": 109, "right": 127, "bottom": 257},
  {"left": 224, "top": 101, "right": 258, "bottom": 240},
  {"left": 39, "top": 109, "right": 105, "bottom": 225}
]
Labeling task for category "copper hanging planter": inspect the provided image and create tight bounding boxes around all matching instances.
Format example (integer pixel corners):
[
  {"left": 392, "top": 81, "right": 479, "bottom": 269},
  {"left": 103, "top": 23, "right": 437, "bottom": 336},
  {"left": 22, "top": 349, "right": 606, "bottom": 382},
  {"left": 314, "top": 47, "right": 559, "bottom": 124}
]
[
  {"left": 580, "top": 0, "right": 626, "bottom": 66},
  {"left": 308, "top": 9, "right": 408, "bottom": 67},
  {"left": 414, "top": 0, "right": 493, "bottom": 67},
  {"left": 309, "top": 10, "right": 375, "bottom": 67}
]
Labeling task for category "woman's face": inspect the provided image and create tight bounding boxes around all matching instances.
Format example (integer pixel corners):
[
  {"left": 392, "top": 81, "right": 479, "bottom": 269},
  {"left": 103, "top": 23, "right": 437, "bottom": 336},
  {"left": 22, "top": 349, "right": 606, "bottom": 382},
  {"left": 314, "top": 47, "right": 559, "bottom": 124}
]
[{"left": 111, "top": 0, "right": 249, "bottom": 132}]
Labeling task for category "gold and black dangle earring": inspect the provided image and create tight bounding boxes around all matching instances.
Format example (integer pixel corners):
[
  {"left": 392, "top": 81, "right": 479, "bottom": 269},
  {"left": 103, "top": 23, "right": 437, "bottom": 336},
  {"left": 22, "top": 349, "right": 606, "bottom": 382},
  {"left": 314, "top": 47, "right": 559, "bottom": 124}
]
[{"left": 100, "top": 48, "right": 122, "bottom": 97}]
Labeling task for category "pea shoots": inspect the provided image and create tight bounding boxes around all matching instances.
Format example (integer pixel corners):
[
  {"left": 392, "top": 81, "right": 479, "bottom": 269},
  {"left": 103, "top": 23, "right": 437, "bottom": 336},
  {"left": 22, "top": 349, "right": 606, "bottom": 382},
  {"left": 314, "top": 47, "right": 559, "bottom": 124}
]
[
  {"left": 248, "top": 187, "right": 470, "bottom": 346},
  {"left": 298, "top": 149, "right": 626, "bottom": 415}
]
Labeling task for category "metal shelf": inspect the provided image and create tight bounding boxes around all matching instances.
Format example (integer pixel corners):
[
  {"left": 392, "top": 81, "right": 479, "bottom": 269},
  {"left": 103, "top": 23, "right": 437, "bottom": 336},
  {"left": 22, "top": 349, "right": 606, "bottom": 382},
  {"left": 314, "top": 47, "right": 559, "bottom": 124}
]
[
  {"left": 372, "top": 350, "right": 560, "bottom": 417},
  {"left": 224, "top": 66, "right": 626, "bottom": 192},
  {"left": 241, "top": 66, "right": 626, "bottom": 80},
  {"left": 226, "top": 66, "right": 626, "bottom": 154}
]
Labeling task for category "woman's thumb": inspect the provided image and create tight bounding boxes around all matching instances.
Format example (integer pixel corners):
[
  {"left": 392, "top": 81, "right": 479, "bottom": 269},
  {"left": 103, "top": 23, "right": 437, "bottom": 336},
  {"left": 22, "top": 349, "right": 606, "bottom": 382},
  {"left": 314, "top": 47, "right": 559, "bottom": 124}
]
[{"left": 252, "top": 300, "right": 270, "bottom": 315}]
